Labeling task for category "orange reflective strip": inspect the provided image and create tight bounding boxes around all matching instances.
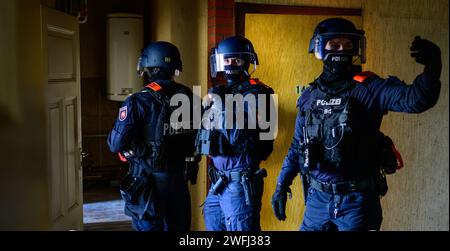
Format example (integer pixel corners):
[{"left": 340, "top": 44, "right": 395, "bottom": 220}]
[
  {"left": 249, "top": 79, "right": 259, "bottom": 85},
  {"left": 353, "top": 71, "right": 376, "bottom": 83},
  {"left": 146, "top": 82, "right": 162, "bottom": 91}
]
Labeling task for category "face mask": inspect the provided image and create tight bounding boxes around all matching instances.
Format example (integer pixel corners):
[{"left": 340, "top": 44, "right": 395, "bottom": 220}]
[
  {"left": 324, "top": 55, "right": 353, "bottom": 76},
  {"left": 223, "top": 64, "right": 250, "bottom": 84}
]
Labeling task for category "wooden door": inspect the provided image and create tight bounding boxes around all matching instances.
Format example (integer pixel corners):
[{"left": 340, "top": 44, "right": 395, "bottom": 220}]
[{"left": 42, "top": 6, "right": 83, "bottom": 230}]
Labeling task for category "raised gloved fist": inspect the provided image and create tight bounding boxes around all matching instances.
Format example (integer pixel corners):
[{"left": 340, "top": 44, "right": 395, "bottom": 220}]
[
  {"left": 271, "top": 185, "right": 292, "bottom": 221},
  {"left": 410, "top": 36, "right": 441, "bottom": 66}
]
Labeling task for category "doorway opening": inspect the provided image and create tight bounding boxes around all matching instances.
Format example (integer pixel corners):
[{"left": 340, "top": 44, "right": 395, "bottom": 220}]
[{"left": 76, "top": 0, "right": 151, "bottom": 231}]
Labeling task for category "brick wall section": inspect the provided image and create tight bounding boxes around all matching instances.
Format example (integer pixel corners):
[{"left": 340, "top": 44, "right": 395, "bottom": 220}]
[
  {"left": 208, "top": 0, "right": 235, "bottom": 87},
  {"left": 208, "top": 0, "right": 235, "bottom": 48},
  {"left": 206, "top": 0, "right": 235, "bottom": 188}
]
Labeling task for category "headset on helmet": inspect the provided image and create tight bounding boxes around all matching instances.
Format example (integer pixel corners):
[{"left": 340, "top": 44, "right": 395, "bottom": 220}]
[
  {"left": 137, "top": 41, "right": 183, "bottom": 78},
  {"left": 308, "top": 18, "right": 366, "bottom": 64},
  {"left": 210, "top": 36, "right": 259, "bottom": 78}
]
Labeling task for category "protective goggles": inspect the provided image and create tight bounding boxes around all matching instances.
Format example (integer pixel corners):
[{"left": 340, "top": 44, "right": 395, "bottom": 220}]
[
  {"left": 210, "top": 52, "right": 258, "bottom": 78},
  {"left": 136, "top": 56, "right": 180, "bottom": 77},
  {"left": 313, "top": 32, "right": 366, "bottom": 63}
]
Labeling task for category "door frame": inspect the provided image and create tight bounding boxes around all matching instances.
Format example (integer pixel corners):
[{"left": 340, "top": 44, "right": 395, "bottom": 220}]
[{"left": 235, "top": 3, "right": 362, "bottom": 37}]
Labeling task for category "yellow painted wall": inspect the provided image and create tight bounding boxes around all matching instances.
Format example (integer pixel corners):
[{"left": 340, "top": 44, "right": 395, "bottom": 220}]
[
  {"left": 363, "top": 0, "right": 449, "bottom": 231},
  {"left": 151, "top": 0, "right": 209, "bottom": 231},
  {"left": 245, "top": 13, "right": 362, "bottom": 231},
  {"left": 0, "top": 0, "right": 49, "bottom": 230}
]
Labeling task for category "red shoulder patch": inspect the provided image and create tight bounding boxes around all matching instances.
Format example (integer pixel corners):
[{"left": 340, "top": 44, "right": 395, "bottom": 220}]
[
  {"left": 353, "top": 71, "right": 378, "bottom": 83},
  {"left": 146, "top": 82, "right": 162, "bottom": 91},
  {"left": 249, "top": 78, "right": 259, "bottom": 85}
]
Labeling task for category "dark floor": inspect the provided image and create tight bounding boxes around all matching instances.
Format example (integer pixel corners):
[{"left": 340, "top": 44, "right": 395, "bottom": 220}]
[
  {"left": 84, "top": 221, "right": 133, "bottom": 231},
  {"left": 83, "top": 180, "right": 122, "bottom": 203},
  {"left": 83, "top": 181, "right": 133, "bottom": 231}
]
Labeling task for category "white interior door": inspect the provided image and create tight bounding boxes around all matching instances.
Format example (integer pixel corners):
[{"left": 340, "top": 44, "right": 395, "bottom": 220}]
[{"left": 42, "top": 6, "right": 83, "bottom": 231}]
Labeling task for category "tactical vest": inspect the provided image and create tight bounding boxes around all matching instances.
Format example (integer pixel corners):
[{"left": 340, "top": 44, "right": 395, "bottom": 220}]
[
  {"left": 300, "top": 72, "right": 378, "bottom": 176},
  {"left": 140, "top": 81, "right": 190, "bottom": 172},
  {"left": 202, "top": 79, "right": 274, "bottom": 157},
  {"left": 303, "top": 89, "right": 356, "bottom": 170}
]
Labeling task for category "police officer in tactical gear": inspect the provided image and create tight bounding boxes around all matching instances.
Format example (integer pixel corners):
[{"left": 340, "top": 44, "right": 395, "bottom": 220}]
[
  {"left": 272, "top": 18, "right": 441, "bottom": 231},
  {"left": 107, "top": 41, "right": 198, "bottom": 231},
  {"left": 198, "top": 36, "right": 275, "bottom": 231}
]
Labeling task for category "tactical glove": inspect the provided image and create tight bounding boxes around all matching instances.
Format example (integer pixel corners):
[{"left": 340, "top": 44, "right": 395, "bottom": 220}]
[
  {"left": 410, "top": 36, "right": 442, "bottom": 78},
  {"left": 271, "top": 184, "right": 292, "bottom": 221}
]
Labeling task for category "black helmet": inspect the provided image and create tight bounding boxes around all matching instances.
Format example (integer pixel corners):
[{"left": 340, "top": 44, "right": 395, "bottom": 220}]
[
  {"left": 210, "top": 36, "right": 259, "bottom": 78},
  {"left": 137, "top": 41, "right": 182, "bottom": 78},
  {"left": 309, "top": 18, "right": 366, "bottom": 63}
]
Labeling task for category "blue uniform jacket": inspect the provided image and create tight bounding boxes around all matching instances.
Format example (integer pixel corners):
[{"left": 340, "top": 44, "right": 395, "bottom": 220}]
[
  {"left": 107, "top": 80, "right": 196, "bottom": 174},
  {"left": 278, "top": 69, "right": 441, "bottom": 186}
]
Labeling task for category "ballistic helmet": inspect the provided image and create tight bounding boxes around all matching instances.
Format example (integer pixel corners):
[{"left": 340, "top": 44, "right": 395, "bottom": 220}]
[
  {"left": 137, "top": 41, "right": 182, "bottom": 79},
  {"left": 309, "top": 18, "right": 366, "bottom": 63},
  {"left": 210, "top": 36, "right": 259, "bottom": 78}
]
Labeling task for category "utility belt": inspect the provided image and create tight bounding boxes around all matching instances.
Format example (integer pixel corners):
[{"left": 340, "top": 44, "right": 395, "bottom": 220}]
[
  {"left": 208, "top": 164, "right": 267, "bottom": 206},
  {"left": 121, "top": 143, "right": 171, "bottom": 172},
  {"left": 308, "top": 174, "right": 376, "bottom": 195},
  {"left": 124, "top": 145, "right": 196, "bottom": 184},
  {"left": 208, "top": 168, "right": 243, "bottom": 184}
]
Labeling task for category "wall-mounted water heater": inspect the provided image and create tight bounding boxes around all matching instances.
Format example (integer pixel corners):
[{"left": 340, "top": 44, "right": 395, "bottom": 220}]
[{"left": 106, "top": 13, "right": 143, "bottom": 101}]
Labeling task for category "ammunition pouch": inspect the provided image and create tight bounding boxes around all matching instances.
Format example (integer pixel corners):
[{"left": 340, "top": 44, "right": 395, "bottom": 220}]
[
  {"left": 373, "top": 132, "right": 404, "bottom": 197},
  {"left": 120, "top": 173, "right": 147, "bottom": 204},
  {"left": 377, "top": 133, "right": 403, "bottom": 175},
  {"left": 241, "top": 168, "right": 267, "bottom": 206},
  {"left": 120, "top": 172, "right": 155, "bottom": 220},
  {"left": 184, "top": 156, "right": 200, "bottom": 185},
  {"left": 300, "top": 171, "right": 310, "bottom": 205},
  {"left": 301, "top": 143, "right": 322, "bottom": 172},
  {"left": 196, "top": 129, "right": 212, "bottom": 156},
  {"left": 144, "top": 141, "right": 167, "bottom": 172},
  {"left": 374, "top": 168, "right": 388, "bottom": 197}
]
